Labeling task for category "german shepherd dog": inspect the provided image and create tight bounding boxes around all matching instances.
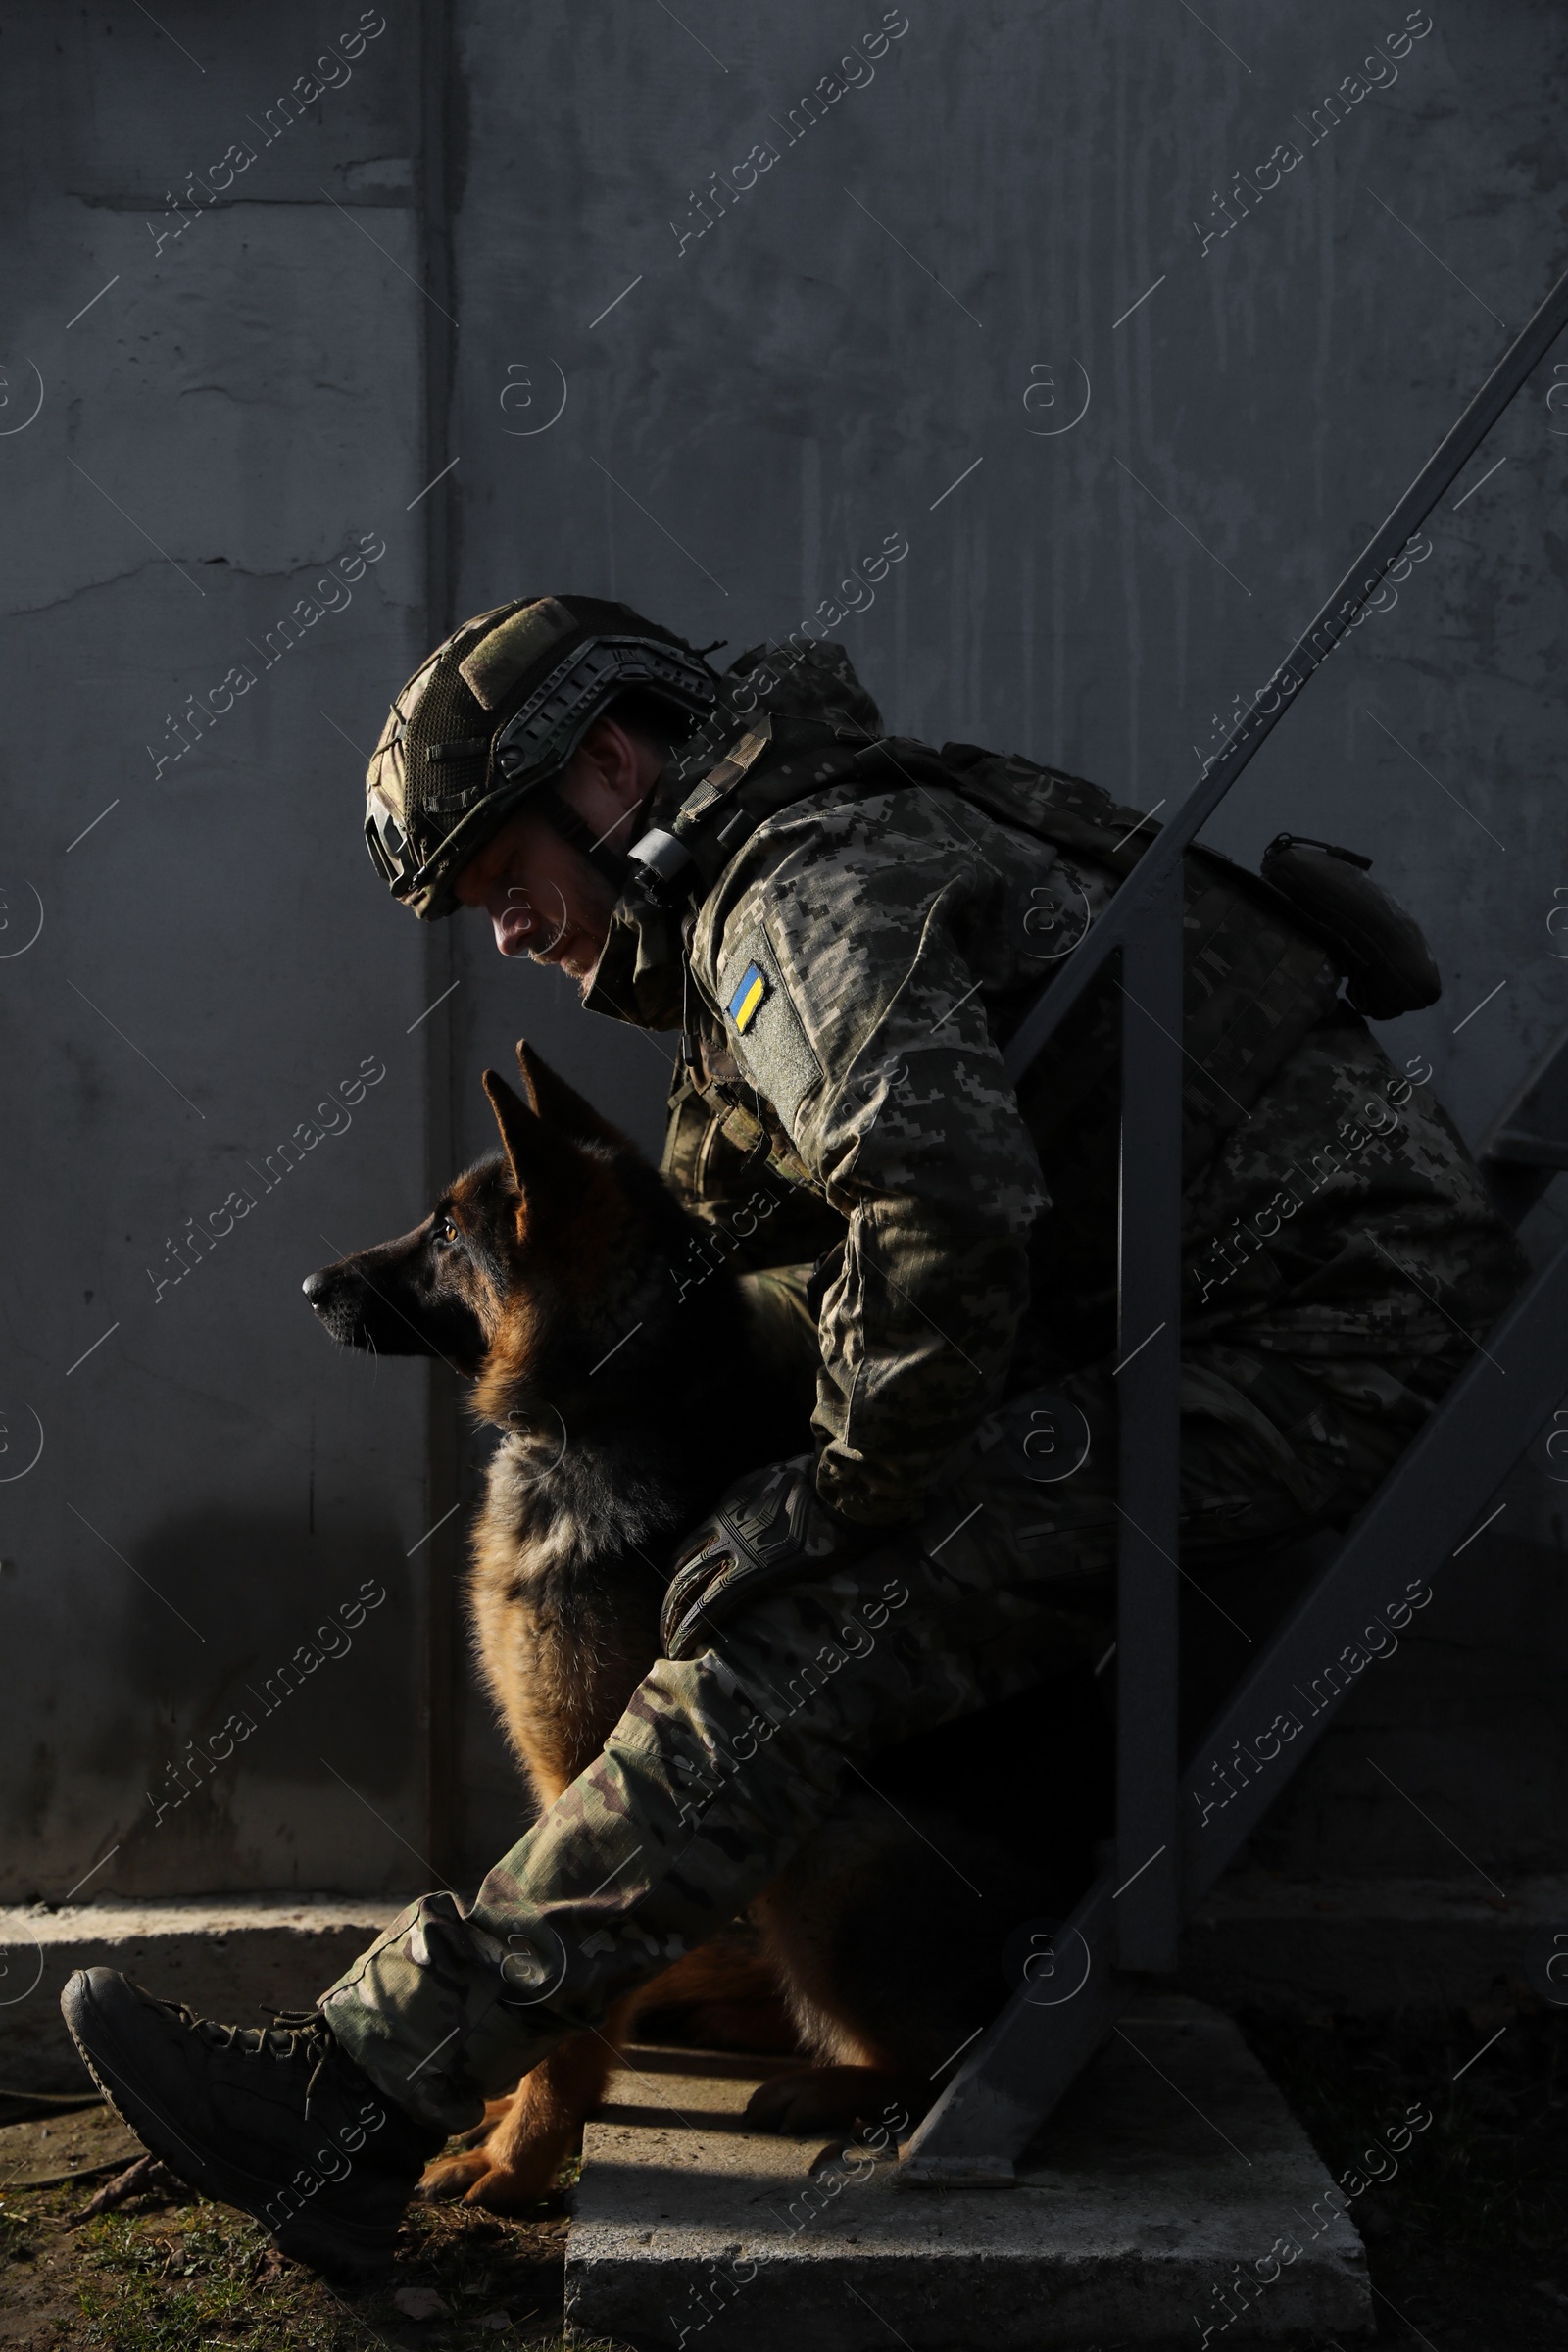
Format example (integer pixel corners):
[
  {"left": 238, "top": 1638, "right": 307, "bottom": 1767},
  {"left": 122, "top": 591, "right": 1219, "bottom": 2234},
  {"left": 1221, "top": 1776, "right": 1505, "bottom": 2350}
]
[{"left": 304, "top": 1042, "right": 1109, "bottom": 2209}]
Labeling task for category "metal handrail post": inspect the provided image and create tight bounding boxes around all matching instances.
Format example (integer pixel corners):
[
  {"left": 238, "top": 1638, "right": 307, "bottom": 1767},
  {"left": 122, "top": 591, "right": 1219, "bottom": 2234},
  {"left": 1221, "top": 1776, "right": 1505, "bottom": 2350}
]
[{"left": 1113, "top": 870, "right": 1185, "bottom": 1970}]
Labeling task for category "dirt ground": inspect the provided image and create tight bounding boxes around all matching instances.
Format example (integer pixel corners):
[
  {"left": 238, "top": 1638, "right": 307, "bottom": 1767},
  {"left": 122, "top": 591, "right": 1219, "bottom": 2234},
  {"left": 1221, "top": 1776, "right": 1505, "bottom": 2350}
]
[
  {"left": 1240, "top": 2003, "right": 1568, "bottom": 2352},
  {"left": 0, "top": 2007, "right": 1562, "bottom": 2350},
  {"left": 0, "top": 2098, "right": 596, "bottom": 2352}
]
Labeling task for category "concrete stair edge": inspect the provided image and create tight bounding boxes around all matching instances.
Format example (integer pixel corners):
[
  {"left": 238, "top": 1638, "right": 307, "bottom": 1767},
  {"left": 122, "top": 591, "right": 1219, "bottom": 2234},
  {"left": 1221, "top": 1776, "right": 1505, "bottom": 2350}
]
[{"left": 2, "top": 1873, "right": 1559, "bottom": 2091}]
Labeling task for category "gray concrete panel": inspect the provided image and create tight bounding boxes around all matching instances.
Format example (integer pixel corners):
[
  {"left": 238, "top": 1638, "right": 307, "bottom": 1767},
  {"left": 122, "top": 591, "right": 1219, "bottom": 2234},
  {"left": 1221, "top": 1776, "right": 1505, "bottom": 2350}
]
[
  {"left": 1, "top": 5, "right": 440, "bottom": 1898},
  {"left": 4, "top": 1, "right": 1563, "bottom": 1909}
]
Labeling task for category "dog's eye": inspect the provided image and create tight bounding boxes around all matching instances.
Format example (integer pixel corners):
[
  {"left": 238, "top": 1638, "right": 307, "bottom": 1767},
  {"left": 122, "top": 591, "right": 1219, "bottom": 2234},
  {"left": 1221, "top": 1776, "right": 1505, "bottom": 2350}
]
[{"left": 433, "top": 1217, "right": 459, "bottom": 1249}]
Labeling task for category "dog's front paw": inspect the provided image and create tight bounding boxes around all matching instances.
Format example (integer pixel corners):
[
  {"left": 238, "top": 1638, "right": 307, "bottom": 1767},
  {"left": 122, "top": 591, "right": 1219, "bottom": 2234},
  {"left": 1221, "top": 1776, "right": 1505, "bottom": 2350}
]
[
  {"left": 744, "top": 2065, "right": 906, "bottom": 2136},
  {"left": 416, "top": 2140, "right": 565, "bottom": 2211},
  {"left": 460, "top": 2154, "right": 564, "bottom": 2213},
  {"left": 416, "top": 2148, "right": 493, "bottom": 2203}
]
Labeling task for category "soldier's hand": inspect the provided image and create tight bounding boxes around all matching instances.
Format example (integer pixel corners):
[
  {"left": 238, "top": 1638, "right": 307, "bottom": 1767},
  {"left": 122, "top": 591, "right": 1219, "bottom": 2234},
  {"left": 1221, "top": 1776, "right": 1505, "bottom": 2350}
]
[{"left": 660, "top": 1457, "right": 878, "bottom": 1660}]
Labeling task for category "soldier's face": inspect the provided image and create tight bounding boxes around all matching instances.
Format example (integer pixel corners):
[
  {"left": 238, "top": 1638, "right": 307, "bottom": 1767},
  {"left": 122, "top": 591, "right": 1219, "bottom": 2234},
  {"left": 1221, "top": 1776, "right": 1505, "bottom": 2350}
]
[
  {"left": 453, "top": 718, "right": 662, "bottom": 987},
  {"left": 455, "top": 805, "right": 616, "bottom": 978}
]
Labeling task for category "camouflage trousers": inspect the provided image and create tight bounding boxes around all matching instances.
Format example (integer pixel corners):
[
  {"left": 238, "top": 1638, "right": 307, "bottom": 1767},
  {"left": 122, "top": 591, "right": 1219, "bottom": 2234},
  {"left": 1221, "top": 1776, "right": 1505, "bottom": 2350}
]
[{"left": 323, "top": 1333, "right": 1440, "bottom": 2132}]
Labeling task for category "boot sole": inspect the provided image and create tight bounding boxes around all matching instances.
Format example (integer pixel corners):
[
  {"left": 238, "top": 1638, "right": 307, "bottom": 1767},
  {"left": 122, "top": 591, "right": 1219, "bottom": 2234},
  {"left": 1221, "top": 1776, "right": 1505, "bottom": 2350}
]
[{"left": 60, "top": 1971, "right": 401, "bottom": 2278}]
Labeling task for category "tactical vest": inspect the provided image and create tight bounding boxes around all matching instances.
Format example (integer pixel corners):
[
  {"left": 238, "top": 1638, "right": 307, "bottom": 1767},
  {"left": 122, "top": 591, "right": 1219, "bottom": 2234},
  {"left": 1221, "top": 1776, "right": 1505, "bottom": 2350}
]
[{"left": 632, "top": 710, "right": 1391, "bottom": 1212}]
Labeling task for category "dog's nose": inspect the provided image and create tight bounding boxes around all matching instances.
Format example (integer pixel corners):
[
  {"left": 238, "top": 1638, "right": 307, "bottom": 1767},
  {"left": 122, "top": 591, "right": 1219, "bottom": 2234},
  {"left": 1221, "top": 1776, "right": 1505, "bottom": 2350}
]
[{"left": 302, "top": 1268, "right": 334, "bottom": 1308}]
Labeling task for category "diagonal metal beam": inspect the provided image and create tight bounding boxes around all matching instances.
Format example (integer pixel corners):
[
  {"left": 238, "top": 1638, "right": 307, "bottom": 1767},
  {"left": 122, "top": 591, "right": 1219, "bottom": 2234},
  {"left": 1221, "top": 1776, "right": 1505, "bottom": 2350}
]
[
  {"left": 1479, "top": 1022, "right": 1568, "bottom": 1223},
  {"left": 1181, "top": 1228, "right": 1568, "bottom": 1901}
]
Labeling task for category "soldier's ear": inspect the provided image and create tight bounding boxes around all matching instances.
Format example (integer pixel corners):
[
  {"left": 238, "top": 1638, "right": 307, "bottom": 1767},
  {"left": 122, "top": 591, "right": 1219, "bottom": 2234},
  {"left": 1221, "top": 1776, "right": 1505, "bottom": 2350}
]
[
  {"left": 514, "top": 1039, "right": 628, "bottom": 1150},
  {"left": 482, "top": 1069, "right": 584, "bottom": 1214}
]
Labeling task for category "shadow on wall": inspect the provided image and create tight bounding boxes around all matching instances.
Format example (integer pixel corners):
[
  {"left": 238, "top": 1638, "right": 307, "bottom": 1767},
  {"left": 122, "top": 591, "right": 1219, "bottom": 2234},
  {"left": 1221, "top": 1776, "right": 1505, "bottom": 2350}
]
[{"left": 15, "top": 1509, "right": 422, "bottom": 1902}]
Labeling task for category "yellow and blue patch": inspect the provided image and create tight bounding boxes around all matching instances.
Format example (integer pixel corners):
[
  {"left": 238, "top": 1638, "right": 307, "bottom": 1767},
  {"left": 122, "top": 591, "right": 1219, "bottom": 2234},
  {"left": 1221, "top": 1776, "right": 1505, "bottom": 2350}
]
[
  {"left": 719, "top": 937, "right": 823, "bottom": 1123},
  {"left": 727, "top": 961, "right": 768, "bottom": 1035}
]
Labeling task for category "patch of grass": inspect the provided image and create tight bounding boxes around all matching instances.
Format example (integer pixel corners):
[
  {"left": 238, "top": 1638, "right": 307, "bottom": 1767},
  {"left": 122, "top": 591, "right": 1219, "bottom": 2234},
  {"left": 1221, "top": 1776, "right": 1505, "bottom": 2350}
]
[
  {"left": 0, "top": 2193, "right": 43, "bottom": 2263},
  {"left": 75, "top": 2204, "right": 363, "bottom": 2349},
  {"left": 0, "top": 2172, "right": 627, "bottom": 2351}
]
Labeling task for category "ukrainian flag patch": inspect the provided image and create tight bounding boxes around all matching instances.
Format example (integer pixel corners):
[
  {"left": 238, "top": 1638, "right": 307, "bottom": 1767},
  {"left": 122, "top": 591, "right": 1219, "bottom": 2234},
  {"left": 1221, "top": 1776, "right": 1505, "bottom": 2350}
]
[{"left": 728, "top": 962, "right": 768, "bottom": 1034}]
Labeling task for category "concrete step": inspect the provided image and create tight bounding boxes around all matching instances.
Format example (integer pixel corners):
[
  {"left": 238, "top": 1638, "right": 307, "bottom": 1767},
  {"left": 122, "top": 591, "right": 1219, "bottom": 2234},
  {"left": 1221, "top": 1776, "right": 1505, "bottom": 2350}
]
[
  {"left": 0, "top": 1895, "right": 403, "bottom": 2091},
  {"left": 565, "top": 1997, "right": 1372, "bottom": 2351},
  {"left": 1182, "top": 1867, "right": 1566, "bottom": 2015}
]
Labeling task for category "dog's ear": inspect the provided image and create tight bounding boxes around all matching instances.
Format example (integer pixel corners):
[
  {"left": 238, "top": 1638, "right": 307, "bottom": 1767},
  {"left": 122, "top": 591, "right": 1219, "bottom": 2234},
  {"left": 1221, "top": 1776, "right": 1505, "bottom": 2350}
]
[
  {"left": 482, "top": 1069, "right": 584, "bottom": 1211},
  {"left": 514, "top": 1039, "right": 628, "bottom": 1150}
]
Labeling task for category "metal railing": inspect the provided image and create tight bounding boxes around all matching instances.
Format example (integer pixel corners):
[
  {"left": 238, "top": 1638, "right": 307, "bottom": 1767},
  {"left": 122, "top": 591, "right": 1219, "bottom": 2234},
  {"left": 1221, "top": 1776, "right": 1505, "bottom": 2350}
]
[{"left": 897, "top": 259, "right": 1568, "bottom": 2184}]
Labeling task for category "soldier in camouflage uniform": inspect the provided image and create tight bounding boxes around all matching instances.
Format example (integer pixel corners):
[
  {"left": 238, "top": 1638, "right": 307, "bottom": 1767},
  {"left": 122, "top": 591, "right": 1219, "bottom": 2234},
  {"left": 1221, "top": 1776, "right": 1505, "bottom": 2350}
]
[{"left": 60, "top": 597, "right": 1527, "bottom": 2273}]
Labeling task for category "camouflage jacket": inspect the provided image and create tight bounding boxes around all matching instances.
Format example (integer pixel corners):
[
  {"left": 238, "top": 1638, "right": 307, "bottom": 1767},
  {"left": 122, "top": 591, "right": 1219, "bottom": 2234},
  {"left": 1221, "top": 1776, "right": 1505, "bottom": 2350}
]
[{"left": 585, "top": 647, "right": 1525, "bottom": 1526}]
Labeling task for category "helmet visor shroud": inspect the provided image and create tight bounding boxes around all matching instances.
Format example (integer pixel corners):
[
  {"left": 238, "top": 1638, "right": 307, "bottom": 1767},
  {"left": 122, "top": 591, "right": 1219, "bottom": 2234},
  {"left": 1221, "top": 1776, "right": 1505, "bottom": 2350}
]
[{"left": 364, "top": 595, "right": 721, "bottom": 921}]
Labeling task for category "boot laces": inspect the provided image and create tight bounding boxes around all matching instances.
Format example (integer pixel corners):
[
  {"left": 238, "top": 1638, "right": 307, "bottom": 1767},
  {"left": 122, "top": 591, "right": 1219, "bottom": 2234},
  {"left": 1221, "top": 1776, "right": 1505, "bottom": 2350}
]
[{"left": 181, "top": 2002, "right": 338, "bottom": 2116}]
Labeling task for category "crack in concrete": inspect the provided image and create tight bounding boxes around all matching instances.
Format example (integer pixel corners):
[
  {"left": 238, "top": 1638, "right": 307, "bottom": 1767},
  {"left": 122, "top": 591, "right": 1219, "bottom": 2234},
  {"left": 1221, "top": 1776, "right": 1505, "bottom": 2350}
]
[{"left": 68, "top": 191, "right": 413, "bottom": 211}]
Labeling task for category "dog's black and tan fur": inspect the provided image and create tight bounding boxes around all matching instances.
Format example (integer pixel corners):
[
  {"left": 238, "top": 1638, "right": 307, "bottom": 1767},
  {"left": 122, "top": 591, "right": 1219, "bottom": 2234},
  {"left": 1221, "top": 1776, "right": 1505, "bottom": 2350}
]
[{"left": 305, "top": 1042, "right": 1108, "bottom": 2209}]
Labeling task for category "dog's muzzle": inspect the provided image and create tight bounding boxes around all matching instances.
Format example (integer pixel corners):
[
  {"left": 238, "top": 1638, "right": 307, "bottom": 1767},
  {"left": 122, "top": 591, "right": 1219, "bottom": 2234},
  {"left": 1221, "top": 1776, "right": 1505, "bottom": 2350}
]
[{"left": 302, "top": 1267, "right": 368, "bottom": 1348}]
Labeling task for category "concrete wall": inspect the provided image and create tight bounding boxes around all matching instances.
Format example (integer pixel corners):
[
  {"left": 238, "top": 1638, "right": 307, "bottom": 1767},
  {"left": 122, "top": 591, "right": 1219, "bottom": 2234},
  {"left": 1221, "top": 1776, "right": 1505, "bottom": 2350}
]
[
  {"left": 0, "top": 4, "right": 444, "bottom": 1897},
  {"left": 3, "top": 1, "right": 1564, "bottom": 1903},
  {"left": 444, "top": 0, "right": 1568, "bottom": 1882}
]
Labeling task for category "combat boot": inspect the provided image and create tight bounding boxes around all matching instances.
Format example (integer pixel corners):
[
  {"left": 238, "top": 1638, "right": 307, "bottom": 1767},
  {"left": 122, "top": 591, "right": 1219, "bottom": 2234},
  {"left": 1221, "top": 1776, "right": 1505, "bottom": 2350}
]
[{"left": 61, "top": 1968, "right": 445, "bottom": 2278}]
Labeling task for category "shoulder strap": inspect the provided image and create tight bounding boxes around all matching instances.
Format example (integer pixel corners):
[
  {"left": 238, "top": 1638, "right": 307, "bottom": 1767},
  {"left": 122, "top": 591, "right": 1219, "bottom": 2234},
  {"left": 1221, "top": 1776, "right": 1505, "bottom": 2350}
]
[{"left": 625, "top": 710, "right": 867, "bottom": 906}]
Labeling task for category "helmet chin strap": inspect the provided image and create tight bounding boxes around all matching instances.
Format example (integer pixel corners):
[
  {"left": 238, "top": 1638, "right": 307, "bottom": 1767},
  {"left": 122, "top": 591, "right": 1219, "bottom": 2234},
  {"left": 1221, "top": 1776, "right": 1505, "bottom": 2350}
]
[{"left": 529, "top": 784, "right": 634, "bottom": 892}]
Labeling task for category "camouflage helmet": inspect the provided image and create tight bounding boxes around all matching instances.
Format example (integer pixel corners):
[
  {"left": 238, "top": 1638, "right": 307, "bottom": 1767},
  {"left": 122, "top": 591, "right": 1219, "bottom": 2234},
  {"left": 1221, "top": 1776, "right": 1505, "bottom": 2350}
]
[{"left": 364, "top": 594, "right": 721, "bottom": 918}]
